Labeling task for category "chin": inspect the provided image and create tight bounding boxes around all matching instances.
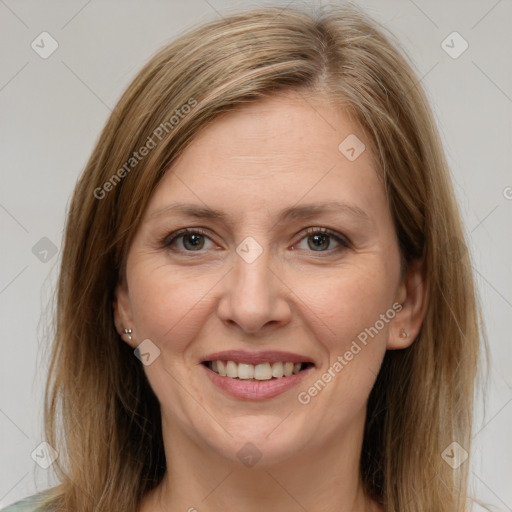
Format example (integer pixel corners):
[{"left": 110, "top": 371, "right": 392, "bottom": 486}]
[{"left": 201, "top": 415, "right": 313, "bottom": 467}]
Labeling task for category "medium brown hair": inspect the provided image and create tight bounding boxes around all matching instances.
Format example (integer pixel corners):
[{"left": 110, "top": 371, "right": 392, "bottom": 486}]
[{"left": 40, "top": 3, "right": 484, "bottom": 511}]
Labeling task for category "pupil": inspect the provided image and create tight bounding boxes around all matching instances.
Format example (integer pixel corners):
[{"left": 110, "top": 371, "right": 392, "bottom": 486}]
[
  {"left": 185, "top": 233, "right": 204, "bottom": 250},
  {"left": 309, "top": 234, "right": 329, "bottom": 251}
]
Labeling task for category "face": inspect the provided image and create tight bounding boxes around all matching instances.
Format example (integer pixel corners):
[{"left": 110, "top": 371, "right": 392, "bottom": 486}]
[{"left": 114, "top": 90, "right": 421, "bottom": 467}]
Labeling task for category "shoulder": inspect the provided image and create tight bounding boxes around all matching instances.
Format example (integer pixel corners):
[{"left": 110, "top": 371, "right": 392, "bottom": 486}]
[{"left": 0, "top": 490, "right": 53, "bottom": 512}]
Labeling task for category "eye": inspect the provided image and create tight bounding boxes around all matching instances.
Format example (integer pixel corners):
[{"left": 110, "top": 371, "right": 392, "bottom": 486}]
[
  {"left": 161, "top": 228, "right": 216, "bottom": 252},
  {"left": 294, "top": 227, "right": 350, "bottom": 253},
  {"left": 160, "top": 227, "right": 350, "bottom": 254}
]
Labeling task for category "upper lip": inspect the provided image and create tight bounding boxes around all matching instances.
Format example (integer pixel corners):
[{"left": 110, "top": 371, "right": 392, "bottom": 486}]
[{"left": 201, "top": 350, "right": 315, "bottom": 366}]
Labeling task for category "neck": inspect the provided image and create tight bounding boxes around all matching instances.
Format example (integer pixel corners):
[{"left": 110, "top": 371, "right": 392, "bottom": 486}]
[{"left": 141, "top": 408, "right": 382, "bottom": 512}]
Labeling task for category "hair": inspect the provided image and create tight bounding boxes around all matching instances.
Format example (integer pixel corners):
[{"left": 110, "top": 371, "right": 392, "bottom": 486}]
[{"left": 38, "top": 2, "right": 485, "bottom": 511}]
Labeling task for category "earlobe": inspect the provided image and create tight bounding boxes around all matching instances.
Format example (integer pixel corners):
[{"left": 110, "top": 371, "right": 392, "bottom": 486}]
[{"left": 388, "top": 258, "right": 428, "bottom": 350}]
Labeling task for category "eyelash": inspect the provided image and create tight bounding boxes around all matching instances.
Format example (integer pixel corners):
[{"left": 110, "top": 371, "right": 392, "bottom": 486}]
[{"left": 159, "top": 227, "right": 351, "bottom": 255}]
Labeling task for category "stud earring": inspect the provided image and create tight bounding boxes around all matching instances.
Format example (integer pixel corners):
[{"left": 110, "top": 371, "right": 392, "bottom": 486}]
[
  {"left": 399, "top": 328, "right": 408, "bottom": 338},
  {"left": 123, "top": 328, "right": 133, "bottom": 341}
]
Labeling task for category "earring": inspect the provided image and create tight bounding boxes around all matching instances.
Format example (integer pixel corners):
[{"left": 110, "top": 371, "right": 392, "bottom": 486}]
[
  {"left": 123, "top": 328, "right": 133, "bottom": 341},
  {"left": 399, "top": 328, "right": 408, "bottom": 338}
]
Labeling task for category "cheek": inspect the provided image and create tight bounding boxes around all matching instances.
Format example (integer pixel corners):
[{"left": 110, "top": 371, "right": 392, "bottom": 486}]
[
  {"left": 290, "top": 260, "right": 394, "bottom": 413},
  {"left": 292, "top": 260, "right": 396, "bottom": 350},
  {"left": 127, "top": 259, "right": 217, "bottom": 351}
]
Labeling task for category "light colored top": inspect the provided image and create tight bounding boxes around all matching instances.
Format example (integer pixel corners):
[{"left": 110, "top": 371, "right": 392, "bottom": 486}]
[
  {"left": 0, "top": 491, "right": 52, "bottom": 512},
  {"left": 0, "top": 490, "right": 491, "bottom": 511}
]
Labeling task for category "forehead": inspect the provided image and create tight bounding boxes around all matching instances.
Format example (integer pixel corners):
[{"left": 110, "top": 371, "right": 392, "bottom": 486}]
[
  {"left": 180, "top": 91, "right": 370, "bottom": 172},
  {"left": 145, "top": 91, "right": 385, "bottom": 223}
]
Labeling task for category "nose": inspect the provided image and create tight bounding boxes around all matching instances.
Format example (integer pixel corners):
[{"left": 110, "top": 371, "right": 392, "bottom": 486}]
[{"left": 216, "top": 244, "right": 292, "bottom": 335}]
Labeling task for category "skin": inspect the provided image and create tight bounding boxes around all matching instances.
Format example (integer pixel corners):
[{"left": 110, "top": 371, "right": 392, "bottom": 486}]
[{"left": 114, "top": 90, "right": 428, "bottom": 512}]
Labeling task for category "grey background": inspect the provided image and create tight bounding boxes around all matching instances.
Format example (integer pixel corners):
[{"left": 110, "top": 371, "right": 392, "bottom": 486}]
[{"left": 0, "top": 0, "right": 511, "bottom": 509}]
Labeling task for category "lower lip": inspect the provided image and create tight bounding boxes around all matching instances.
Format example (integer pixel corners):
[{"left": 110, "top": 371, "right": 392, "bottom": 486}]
[{"left": 202, "top": 364, "right": 313, "bottom": 400}]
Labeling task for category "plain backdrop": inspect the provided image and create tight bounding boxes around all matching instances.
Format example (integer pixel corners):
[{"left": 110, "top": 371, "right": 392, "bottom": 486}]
[{"left": 1, "top": 0, "right": 511, "bottom": 510}]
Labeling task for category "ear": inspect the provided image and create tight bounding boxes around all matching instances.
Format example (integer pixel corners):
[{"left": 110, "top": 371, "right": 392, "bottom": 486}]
[
  {"left": 113, "top": 280, "right": 136, "bottom": 348},
  {"left": 388, "top": 258, "right": 429, "bottom": 350}
]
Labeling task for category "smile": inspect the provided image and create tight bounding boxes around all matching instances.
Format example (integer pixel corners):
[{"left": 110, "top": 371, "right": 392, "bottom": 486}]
[
  {"left": 203, "top": 360, "right": 314, "bottom": 380},
  {"left": 200, "top": 351, "right": 316, "bottom": 400}
]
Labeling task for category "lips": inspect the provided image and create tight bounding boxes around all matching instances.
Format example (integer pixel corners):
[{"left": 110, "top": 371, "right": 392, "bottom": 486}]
[{"left": 200, "top": 350, "right": 315, "bottom": 400}]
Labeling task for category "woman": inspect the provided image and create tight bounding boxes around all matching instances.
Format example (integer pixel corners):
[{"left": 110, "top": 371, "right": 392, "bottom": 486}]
[{"left": 2, "top": 3, "right": 484, "bottom": 511}]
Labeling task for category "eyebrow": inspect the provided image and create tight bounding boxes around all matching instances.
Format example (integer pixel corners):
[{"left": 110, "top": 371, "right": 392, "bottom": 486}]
[{"left": 148, "top": 201, "right": 373, "bottom": 227}]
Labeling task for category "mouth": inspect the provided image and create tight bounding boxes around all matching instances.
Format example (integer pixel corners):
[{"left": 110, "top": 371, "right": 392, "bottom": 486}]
[
  {"left": 200, "top": 350, "right": 316, "bottom": 400},
  {"left": 202, "top": 360, "right": 315, "bottom": 380}
]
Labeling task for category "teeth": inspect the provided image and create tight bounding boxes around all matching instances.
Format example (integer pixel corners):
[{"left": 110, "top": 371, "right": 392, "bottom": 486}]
[
  {"left": 238, "top": 363, "right": 254, "bottom": 380},
  {"left": 208, "top": 360, "right": 308, "bottom": 380},
  {"left": 217, "top": 360, "right": 226, "bottom": 376},
  {"left": 272, "top": 361, "right": 284, "bottom": 378},
  {"left": 283, "top": 362, "right": 294, "bottom": 377},
  {"left": 254, "top": 363, "right": 272, "bottom": 380},
  {"left": 226, "top": 360, "right": 238, "bottom": 378}
]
